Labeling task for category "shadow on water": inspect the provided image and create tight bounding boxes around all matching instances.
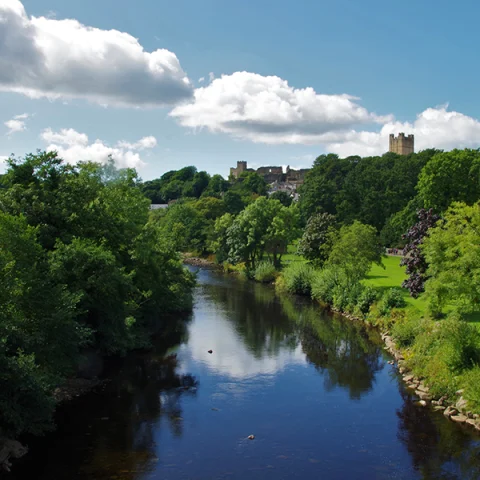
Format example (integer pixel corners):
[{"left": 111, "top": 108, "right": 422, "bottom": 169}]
[
  {"left": 396, "top": 388, "right": 480, "bottom": 479},
  {"left": 9, "top": 267, "right": 480, "bottom": 479},
  {"left": 11, "top": 315, "right": 198, "bottom": 480}
]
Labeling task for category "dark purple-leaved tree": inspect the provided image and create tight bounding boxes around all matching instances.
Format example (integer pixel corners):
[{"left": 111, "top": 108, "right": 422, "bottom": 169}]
[{"left": 400, "top": 208, "right": 440, "bottom": 297}]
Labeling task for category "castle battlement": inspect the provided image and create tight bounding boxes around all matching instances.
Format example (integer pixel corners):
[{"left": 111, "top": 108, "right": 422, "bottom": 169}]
[
  {"left": 229, "top": 161, "right": 310, "bottom": 185},
  {"left": 389, "top": 133, "right": 414, "bottom": 155}
]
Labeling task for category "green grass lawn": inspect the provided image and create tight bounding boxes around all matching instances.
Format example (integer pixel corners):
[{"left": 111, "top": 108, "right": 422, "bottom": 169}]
[
  {"left": 281, "top": 241, "right": 307, "bottom": 266},
  {"left": 364, "top": 255, "right": 428, "bottom": 313}
]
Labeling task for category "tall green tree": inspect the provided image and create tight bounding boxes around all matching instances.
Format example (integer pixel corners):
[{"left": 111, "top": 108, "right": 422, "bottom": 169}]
[
  {"left": 326, "top": 221, "right": 383, "bottom": 281},
  {"left": 226, "top": 197, "right": 298, "bottom": 269},
  {"left": 297, "top": 213, "right": 337, "bottom": 266},
  {"left": 417, "top": 149, "right": 480, "bottom": 212},
  {"left": 423, "top": 202, "right": 480, "bottom": 315}
]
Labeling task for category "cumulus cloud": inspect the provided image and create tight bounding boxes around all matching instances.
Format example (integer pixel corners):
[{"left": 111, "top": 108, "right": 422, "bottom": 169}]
[
  {"left": 41, "top": 128, "right": 157, "bottom": 169},
  {"left": 170, "top": 71, "right": 391, "bottom": 144},
  {"left": 117, "top": 136, "right": 157, "bottom": 150},
  {"left": 0, "top": 0, "right": 192, "bottom": 107},
  {"left": 171, "top": 71, "right": 480, "bottom": 155},
  {"left": 198, "top": 77, "right": 205, "bottom": 83},
  {"left": 326, "top": 106, "right": 480, "bottom": 157},
  {"left": 4, "top": 112, "right": 31, "bottom": 135}
]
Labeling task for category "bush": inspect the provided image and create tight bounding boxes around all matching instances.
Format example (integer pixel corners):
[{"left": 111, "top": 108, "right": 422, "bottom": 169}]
[
  {"left": 311, "top": 267, "right": 366, "bottom": 314},
  {"left": 408, "top": 315, "right": 480, "bottom": 399},
  {"left": 311, "top": 268, "right": 336, "bottom": 304},
  {"left": 254, "top": 261, "right": 277, "bottom": 283},
  {"left": 355, "top": 286, "right": 380, "bottom": 315},
  {"left": 282, "top": 263, "right": 315, "bottom": 296},
  {"left": 391, "top": 312, "right": 424, "bottom": 348},
  {"left": 379, "top": 288, "right": 406, "bottom": 316},
  {"left": 462, "top": 367, "right": 480, "bottom": 411}
]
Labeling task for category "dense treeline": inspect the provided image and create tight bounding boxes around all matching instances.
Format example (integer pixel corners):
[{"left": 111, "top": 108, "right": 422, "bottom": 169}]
[
  {"left": 141, "top": 166, "right": 267, "bottom": 205},
  {"left": 0, "top": 152, "right": 195, "bottom": 441},
  {"left": 297, "top": 149, "right": 440, "bottom": 245},
  {"left": 4, "top": 145, "right": 480, "bottom": 448}
]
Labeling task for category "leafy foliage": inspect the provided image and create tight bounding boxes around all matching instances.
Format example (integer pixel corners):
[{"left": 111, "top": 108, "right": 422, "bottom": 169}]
[
  {"left": 281, "top": 263, "right": 315, "bottom": 296},
  {"left": 417, "top": 149, "right": 480, "bottom": 212},
  {"left": 400, "top": 208, "right": 440, "bottom": 298},
  {"left": 226, "top": 197, "right": 299, "bottom": 269},
  {"left": 297, "top": 212, "right": 336, "bottom": 266},
  {"left": 0, "top": 152, "right": 195, "bottom": 439},
  {"left": 269, "top": 190, "right": 293, "bottom": 207},
  {"left": 326, "top": 221, "right": 383, "bottom": 282},
  {"left": 254, "top": 261, "right": 277, "bottom": 283},
  {"left": 422, "top": 202, "right": 480, "bottom": 315},
  {"left": 378, "top": 288, "right": 406, "bottom": 316}
]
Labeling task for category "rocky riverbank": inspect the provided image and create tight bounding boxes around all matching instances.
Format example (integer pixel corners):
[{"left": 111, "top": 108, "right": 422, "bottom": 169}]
[
  {"left": 182, "top": 255, "right": 222, "bottom": 270},
  {"left": 381, "top": 330, "right": 480, "bottom": 433},
  {"left": 340, "top": 306, "right": 480, "bottom": 434}
]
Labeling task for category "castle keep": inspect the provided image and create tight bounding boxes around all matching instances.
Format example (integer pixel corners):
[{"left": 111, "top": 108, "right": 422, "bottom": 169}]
[{"left": 389, "top": 133, "right": 414, "bottom": 155}]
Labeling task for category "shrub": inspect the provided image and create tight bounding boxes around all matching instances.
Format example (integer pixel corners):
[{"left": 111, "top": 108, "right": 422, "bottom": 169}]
[
  {"left": 391, "top": 312, "right": 424, "bottom": 348},
  {"left": 311, "top": 268, "right": 336, "bottom": 304},
  {"left": 356, "top": 286, "right": 380, "bottom": 315},
  {"left": 311, "top": 267, "right": 366, "bottom": 313},
  {"left": 254, "top": 261, "right": 277, "bottom": 283},
  {"left": 408, "top": 315, "right": 480, "bottom": 400},
  {"left": 282, "top": 263, "right": 315, "bottom": 296},
  {"left": 379, "top": 288, "right": 407, "bottom": 316},
  {"left": 462, "top": 367, "right": 480, "bottom": 411}
]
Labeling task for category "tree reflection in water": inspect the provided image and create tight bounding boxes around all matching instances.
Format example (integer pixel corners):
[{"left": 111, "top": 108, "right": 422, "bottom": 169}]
[
  {"left": 397, "top": 388, "right": 480, "bottom": 479},
  {"left": 204, "top": 278, "right": 383, "bottom": 400},
  {"left": 12, "top": 319, "right": 198, "bottom": 480}
]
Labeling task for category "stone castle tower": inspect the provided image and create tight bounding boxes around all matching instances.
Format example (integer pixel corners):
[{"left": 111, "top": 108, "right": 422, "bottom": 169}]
[
  {"left": 389, "top": 133, "right": 414, "bottom": 155},
  {"left": 230, "top": 161, "right": 248, "bottom": 179}
]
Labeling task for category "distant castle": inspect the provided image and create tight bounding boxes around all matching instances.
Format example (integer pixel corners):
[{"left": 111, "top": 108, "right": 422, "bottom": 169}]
[
  {"left": 229, "top": 161, "right": 310, "bottom": 185},
  {"left": 389, "top": 133, "right": 414, "bottom": 155},
  {"left": 230, "top": 134, "right": 413, "bottom": 194}
]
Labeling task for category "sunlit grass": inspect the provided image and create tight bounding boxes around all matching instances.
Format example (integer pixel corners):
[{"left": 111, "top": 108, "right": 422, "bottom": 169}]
[{"left": 364, "top": 255, "right": 428, "bottom": 313}]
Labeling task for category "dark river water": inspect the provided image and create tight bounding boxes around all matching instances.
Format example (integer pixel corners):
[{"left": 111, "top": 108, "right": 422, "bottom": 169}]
[{"left": 10, "top": 268, "right": 480, "bottom": 479}]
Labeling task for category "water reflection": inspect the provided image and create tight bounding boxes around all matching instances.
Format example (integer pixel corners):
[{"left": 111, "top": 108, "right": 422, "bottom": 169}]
[
  {"left": 10, "top": 268, "right": 480, "bottom": 480},
  {"left": 12, "top": 320, "right": 198, "bottom": 480},
  {"left": 397, "top": 388, "right": 480, "bottom": 479},
  {"left": 190, "top": 274, "right": 383, "bottom": 400}
]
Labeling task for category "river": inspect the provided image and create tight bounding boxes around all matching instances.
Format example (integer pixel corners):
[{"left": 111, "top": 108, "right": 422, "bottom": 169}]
[{"left": 10, "top": 267, "right": 480, "bottom": 479}]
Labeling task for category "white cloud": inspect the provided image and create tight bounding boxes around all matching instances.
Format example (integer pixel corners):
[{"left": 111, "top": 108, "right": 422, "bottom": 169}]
[
  {"left": 4, "top": 112, "right": 31, "bottom": 135},
  {"left": 208, "top": 72, "right": 215, "bottom": 82},
  {"left": 170, "top": 71, "right": 391, "bottom": 144},
  {"left": 326, "top": 106, "right": 480, "bottom": 157},
  {"left": 117, "top": 135, "right": 157, "bottom": 150},
  {"left": 13, "top": 113, "right": 30, "bottom": 120},
  {"left": 0, "top": 0, "right": 192, "bottom": 107},
  {"left": 198, "top": 77, "right": 205, "bottom": 83},
  {"left": 40, "top": 128, "right": 157, "bottom": 169},
  {"left": 171, "top": 70, "right": 480, "bottom": 155},
  {"left": 5, "top": 119, "right": 25, "bottom": 135},
  {"left": 41, "top": 127, "right": 88, "bottom": 146}
]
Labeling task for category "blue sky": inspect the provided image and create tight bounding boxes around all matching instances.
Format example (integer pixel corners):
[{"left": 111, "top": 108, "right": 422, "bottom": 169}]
[{"left": 1, "top": 0, "right": 480, "bottom": 180}]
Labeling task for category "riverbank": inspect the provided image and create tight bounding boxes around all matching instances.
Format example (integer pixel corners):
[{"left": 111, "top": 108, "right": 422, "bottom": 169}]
[
  {"left": 182, "top": 253, "right": 223, "bottom": 270},
  {"left": 184, "top": 255, "right": 480, "bottom": 436}
]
